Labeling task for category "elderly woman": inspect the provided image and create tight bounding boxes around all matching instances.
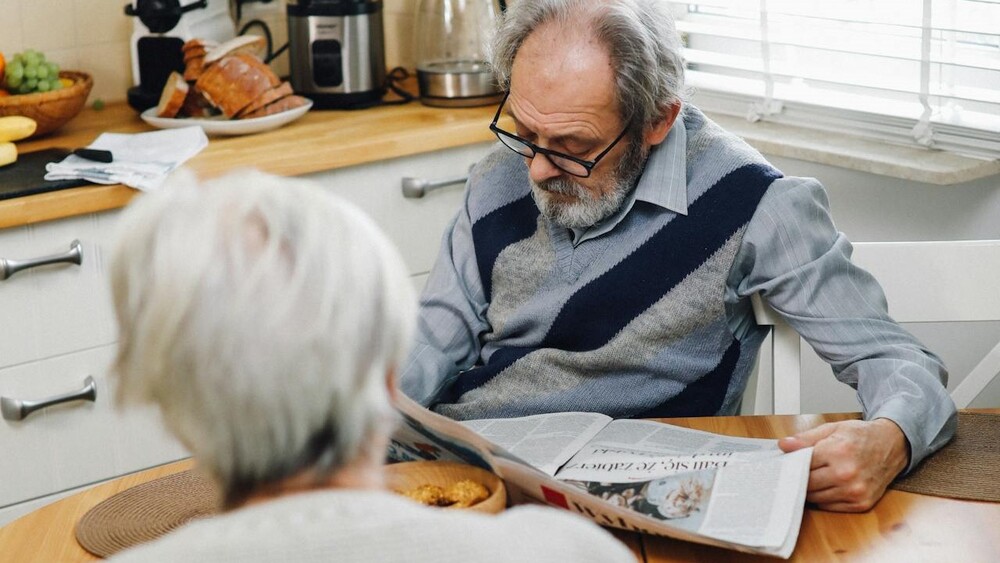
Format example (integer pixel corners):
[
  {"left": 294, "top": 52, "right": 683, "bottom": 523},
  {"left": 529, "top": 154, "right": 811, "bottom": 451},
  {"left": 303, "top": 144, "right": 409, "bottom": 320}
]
[{"left": 107, "top": 170, "right": 634, "bottom": 562}]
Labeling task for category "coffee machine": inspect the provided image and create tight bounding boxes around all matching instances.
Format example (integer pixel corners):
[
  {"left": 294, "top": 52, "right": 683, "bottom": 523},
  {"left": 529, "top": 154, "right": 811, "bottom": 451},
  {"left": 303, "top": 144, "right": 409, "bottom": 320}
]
[
  {"left": 286, "top": 0, "right": 386, "bottom": 109},
  {"left": 124, "top": 0, "right": 236, "bottom": 111}
]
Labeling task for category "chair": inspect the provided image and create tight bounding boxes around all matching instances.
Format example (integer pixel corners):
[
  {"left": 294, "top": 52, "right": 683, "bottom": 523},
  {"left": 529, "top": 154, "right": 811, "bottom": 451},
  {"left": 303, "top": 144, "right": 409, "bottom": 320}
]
[{"left": 746, "top": 240, "right": 1000, "bottom": 415}]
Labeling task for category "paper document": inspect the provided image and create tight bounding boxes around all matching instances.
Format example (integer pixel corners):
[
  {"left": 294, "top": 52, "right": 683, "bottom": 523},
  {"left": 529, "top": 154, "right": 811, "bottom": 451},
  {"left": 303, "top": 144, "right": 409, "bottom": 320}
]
[{"left": 45, "top": 126, "right": 208, "bottom": 191}]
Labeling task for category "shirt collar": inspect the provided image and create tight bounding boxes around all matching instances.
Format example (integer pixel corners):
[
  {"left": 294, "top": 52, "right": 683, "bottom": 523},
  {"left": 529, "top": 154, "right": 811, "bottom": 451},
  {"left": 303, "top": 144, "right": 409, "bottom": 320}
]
[
  {"left": 568, "top": 116, "right": 688, "bottom": 244},
  {"left": 633, "top": 116, "right": 688, "bottom": 215}
]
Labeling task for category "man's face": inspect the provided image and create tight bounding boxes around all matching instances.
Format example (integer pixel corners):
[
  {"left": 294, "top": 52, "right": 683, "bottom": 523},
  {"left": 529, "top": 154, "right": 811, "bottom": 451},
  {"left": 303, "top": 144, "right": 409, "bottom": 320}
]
[{"left": 506, "top": 23, "right": 648, "bottom": 229}]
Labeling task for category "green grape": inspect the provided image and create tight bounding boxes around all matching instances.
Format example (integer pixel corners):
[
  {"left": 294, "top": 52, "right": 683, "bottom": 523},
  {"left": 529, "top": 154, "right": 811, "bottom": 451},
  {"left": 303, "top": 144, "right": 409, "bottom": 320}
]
[{"left": 6, "top": 49, "right": 61, "bottom": 94}]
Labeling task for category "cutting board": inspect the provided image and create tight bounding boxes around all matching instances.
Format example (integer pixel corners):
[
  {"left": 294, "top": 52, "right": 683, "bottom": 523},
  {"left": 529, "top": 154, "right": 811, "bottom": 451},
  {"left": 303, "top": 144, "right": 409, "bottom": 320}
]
[{"left": 0, "top": 148, "right": 89, "bottom": 200}]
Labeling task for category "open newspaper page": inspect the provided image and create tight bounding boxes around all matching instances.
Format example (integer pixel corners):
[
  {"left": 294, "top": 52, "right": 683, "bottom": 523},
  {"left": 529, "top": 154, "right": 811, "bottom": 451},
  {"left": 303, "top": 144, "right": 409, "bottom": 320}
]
[
  {"left": 551, "top": 419, "right": 811, "bottom": 557},
  {"left": 389, "top": 395, "right": 810, "bottom": 558},
  {"left": 461, "top": 412, "right": 612, "bottom": 475},
  {"left": 387, "top": 394, "right": 505, "bottom": 472}
]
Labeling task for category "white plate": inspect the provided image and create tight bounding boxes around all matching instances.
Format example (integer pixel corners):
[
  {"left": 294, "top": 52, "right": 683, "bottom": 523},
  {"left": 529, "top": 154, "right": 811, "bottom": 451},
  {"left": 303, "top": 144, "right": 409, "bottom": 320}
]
[{"left": 140, "top": 100, "right": 313, "bottom": 136}]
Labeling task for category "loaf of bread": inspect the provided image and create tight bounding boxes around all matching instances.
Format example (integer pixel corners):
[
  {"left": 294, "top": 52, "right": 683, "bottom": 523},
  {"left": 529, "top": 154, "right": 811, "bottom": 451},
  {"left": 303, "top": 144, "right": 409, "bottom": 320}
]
[
  {"left": 241, "top": 94, "right": 310, "bottom": 120},
  {"left": 195, "top": 52, "right": 282, "bottom": 118},
  {"left": 204, "top": 35, "right": 266, "bottom": 65},
  {"left": 182, "top": 38, "right": 218, "bottom": 59},
  {"left": 236, "top": 81, "right": 293, "bottom": 118},
  {"left": 180, "top": 85, "right": 218, "bottom": 118},
  {"left": 155, "top": 72, "right": 189, "bottom": 118},
  {"left": 155, "top": 36, "right": 310, "bottom": 122},
  {"left": 181, "top": 39, "right": 216, "bottom": 85}
]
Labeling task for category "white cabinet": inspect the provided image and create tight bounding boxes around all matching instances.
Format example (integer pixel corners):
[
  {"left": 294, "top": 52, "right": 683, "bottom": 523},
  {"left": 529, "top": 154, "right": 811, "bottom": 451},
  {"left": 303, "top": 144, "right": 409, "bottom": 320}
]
[
  {"left": 0, "top": 213, "right": 118, "bottom": 367},
  {"left": 0, "top": 345, "right": 188, "bottom": 508},
  {"left": 0, "top": 210, "right": 189, "bottom": 527},
  {"left": 304, "top": 142, "right": 493, "bottom": 280}
]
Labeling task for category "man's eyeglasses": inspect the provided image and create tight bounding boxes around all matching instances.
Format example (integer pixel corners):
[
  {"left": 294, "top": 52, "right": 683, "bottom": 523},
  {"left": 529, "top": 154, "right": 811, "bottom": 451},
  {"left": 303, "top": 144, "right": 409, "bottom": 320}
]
[{"left": 489, "top": 92, "right": 630, "bottom": 178}]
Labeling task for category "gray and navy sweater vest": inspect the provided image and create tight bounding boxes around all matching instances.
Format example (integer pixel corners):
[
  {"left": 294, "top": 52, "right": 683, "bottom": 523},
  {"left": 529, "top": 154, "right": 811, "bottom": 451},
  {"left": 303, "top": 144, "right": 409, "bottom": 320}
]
[{"left": 434, "top": 109, "right": 781, "bottom": 421}]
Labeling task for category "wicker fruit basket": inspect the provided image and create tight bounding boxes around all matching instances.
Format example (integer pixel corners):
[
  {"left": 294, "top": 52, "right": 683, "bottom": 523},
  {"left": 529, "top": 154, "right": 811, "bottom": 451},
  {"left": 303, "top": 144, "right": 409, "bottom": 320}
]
[{"left": 0, "top": 71, "right": 93, "bottom": 138}]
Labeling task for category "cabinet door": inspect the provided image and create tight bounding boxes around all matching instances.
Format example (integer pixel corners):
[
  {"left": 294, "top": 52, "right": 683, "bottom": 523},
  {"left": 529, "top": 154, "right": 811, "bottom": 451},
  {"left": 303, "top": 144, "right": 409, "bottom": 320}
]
[
  {"left": 0, "top": 211, "right": 120, "bottom": 368},
  {"left": 0, "top": 345, "right": 188, "bottom": 510},
  {"left": 304, "top": 142, "right": 493, "bottom": 277}
]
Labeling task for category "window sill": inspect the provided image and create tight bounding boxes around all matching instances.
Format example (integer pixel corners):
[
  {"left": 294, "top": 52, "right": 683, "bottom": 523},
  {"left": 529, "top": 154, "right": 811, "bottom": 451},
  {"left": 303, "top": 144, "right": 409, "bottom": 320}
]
[{"left": 704, "top": 112, "right": 1000, "bottom": 186}]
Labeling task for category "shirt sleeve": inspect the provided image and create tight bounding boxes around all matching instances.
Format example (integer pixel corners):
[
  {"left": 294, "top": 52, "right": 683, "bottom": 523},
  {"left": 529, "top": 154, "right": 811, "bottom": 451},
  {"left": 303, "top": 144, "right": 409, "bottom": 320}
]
[
  {"left": 398, "top": 184, "right": 491, "bottom": 406},
  {"left": 729, "top": 175, "right": 957, "bottom": 473}
]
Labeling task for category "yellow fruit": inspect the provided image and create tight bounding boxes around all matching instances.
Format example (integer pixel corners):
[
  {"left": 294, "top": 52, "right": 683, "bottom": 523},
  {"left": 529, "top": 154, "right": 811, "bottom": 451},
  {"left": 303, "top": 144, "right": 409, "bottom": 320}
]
[
  {"left": 0, "top": 142, "right": 17, "bottom": 168},
  {"left": 0, "top": 116, "right": 37, "bottom": 142}
]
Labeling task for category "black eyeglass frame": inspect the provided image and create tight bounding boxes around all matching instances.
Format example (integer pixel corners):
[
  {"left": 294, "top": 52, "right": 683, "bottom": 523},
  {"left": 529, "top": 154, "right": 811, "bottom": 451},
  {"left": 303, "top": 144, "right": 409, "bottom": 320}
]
[{"left": 489, "top": 92, "right": 631, "bottom": 178}]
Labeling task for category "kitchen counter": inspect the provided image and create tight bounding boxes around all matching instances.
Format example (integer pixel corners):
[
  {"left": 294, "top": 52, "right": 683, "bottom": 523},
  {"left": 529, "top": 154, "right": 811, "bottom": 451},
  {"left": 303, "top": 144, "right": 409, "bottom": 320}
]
[{"left": 1, "top": 101, "right": 503, "bottom": 230}]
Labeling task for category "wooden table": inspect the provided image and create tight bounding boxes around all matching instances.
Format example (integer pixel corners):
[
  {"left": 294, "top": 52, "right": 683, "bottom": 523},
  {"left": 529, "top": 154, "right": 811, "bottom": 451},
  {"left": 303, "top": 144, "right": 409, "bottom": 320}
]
[{"left": 0, "top": 412, "right": 997, "bottom": 562}]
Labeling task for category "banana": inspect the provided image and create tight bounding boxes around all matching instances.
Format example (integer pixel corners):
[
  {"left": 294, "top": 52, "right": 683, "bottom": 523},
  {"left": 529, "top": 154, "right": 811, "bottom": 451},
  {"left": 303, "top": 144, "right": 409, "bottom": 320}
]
[
  {"left": 0, "top": 116, "right": 37, "bottom": 143},
  {"left": 0, "top": 142, "right": 16, "bottom": 167}
]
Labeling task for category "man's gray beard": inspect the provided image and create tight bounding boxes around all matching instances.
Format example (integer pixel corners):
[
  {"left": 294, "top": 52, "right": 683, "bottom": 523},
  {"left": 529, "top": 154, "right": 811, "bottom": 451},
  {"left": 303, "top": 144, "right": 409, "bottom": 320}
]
[{"left": 530, "top": 139, "right": 648, "bottom": 229}]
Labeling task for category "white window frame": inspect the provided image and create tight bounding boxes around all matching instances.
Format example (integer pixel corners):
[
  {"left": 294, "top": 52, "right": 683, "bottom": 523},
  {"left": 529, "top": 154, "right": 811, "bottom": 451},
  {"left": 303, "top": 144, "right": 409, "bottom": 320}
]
[{"left": 668, "top": 0, "right": 1000, "bottom": 160}]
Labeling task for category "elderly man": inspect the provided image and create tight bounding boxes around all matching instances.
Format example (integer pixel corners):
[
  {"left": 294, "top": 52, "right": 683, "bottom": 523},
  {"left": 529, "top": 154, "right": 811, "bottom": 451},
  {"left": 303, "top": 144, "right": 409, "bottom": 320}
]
[
  {"left": 400, "top": 0, "right": 956, "bottom": 513},
  {"left": 107, "top": 170, "right": 635, "bottom": 562}
]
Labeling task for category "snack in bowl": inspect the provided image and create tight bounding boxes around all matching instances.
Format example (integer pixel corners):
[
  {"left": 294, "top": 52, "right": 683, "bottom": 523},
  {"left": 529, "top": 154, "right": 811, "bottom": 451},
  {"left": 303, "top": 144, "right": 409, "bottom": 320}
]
[
  {"left": 386, "top": 460, "right": 506, "bottom": 514},
  {"left": 400, "top": 479, "right": 491, "bottom": 508}
]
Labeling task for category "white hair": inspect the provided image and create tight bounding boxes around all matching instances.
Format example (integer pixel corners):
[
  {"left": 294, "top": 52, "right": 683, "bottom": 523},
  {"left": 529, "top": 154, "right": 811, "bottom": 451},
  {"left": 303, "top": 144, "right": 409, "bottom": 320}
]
[
  {"left": 491, "top": 0, "right": 686, "bottom": 134},
  {"left": 110, "top": 169, "right": 416, "bottom": 506}
]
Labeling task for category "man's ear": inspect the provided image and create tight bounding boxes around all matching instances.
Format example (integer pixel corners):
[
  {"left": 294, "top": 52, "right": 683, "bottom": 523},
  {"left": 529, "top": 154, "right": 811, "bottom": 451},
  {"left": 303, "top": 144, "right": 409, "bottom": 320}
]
[{"left": 643, "top": 102, "right": 682, "bottom": 146}]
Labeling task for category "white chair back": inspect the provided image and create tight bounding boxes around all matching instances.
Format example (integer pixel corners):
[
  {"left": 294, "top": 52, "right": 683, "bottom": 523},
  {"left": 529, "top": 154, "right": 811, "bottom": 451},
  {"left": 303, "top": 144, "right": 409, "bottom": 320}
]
[{"left": 748, "top": 240, "right": 1000, "bottom": 414}]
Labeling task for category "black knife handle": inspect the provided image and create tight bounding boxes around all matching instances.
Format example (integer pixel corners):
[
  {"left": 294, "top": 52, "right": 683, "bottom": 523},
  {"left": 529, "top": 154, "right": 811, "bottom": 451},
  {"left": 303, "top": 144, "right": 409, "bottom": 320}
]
[{"left": 73, "top": 149, "right": 113, "bottom": 163}]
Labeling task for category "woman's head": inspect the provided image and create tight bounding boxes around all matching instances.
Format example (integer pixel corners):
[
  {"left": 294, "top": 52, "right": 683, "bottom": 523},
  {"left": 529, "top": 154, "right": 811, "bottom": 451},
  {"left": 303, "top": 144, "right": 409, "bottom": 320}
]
[{"left": 110, "top": 169, "right": 416, "bottom": 507}]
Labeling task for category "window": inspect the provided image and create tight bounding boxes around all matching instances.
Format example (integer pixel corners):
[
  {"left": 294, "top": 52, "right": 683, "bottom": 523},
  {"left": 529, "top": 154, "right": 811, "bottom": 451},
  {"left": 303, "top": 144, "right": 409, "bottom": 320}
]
[{"left": 669, "top": 0, "right": 1000, "bottom": 159}]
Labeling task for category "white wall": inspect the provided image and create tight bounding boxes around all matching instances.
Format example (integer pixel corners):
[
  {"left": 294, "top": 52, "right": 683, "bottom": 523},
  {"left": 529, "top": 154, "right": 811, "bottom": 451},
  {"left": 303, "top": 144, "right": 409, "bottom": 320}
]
[{"left": 766, "top": 155, "right": 1000, "bottom": 412}]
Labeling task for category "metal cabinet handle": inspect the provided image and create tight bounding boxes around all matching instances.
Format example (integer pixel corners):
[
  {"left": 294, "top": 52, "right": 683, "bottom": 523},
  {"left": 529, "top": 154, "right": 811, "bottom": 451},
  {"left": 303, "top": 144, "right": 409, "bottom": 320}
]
[
  {"left": 401, "top": 174, "right": 470, "bottom": 198},
  {"left": 1, "top": 376, "right": 97, "bottom": 421},
  {"left": 1, "top": 239, "right": 83, "bottom": 281}
]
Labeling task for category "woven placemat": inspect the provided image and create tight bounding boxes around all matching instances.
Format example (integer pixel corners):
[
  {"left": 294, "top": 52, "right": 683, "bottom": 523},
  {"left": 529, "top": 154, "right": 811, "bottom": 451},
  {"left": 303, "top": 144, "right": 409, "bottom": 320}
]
[
  {"left": 75, "top": 469, "right": 220, "bottom": 558},
  {"left": 890, "top": 412, "right": 1000, "bottom": 502}
]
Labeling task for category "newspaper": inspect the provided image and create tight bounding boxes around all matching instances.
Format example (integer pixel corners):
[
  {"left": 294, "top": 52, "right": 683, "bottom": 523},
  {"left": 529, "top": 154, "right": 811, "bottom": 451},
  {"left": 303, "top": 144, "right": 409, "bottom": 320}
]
[{"left": 388, "top": 394, "right": 811, "bottom": 559}]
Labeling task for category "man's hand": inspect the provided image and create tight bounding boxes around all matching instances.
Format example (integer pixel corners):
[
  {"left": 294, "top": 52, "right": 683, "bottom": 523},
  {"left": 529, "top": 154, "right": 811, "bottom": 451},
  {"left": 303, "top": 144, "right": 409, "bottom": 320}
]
[{"left": 778, "top": 418, "right": 910, "bottom": 512}]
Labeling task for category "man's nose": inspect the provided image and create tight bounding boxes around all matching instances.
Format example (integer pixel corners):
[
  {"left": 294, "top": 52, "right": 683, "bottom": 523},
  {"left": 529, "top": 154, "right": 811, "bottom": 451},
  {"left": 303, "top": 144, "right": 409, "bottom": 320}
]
[{"left": 527, "top": 153, "right": 563, "bottom": 184}]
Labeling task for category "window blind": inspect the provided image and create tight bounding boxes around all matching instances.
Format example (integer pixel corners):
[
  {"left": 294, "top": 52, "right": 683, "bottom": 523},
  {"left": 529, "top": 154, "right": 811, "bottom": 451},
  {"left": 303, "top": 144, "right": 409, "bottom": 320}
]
[{"left": 667, "top": 0, "right": 1000, "bottom": 159}]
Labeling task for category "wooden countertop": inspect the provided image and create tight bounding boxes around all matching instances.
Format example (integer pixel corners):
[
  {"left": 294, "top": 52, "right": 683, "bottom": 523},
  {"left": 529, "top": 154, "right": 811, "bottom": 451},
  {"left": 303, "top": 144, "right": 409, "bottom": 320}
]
[{"left": 1, "top": 100, "right": 502, "bottom": 230}]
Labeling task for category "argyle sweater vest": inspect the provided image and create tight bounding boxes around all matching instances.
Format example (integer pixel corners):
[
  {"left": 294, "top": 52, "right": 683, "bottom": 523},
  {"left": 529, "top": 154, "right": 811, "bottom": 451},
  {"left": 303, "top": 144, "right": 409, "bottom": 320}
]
[{"left": 433, "top": 109, "right": 781, "bottom": 421}]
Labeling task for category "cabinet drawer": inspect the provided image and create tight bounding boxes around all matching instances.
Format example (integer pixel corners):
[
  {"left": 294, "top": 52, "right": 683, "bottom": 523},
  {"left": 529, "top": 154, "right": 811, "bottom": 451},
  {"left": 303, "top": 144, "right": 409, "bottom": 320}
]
[
  {"left": 305, "top": 142, "right": 493, "bottom": 277},
  {"left": 0, "top": 212, "right": 120, "bottom": 368},
  {"left": 0, "top": 345, "right": 188, "bottom": 509}
]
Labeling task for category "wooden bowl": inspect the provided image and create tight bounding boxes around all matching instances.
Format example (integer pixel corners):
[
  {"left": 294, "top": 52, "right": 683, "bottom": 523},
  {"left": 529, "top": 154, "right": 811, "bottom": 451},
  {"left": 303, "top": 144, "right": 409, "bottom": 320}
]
[
  {"left": 0, "top": 71, "right": 93, "bottom": 138},
  {"left": 385, "top": 460, "right": 507, "bottom": 514}
]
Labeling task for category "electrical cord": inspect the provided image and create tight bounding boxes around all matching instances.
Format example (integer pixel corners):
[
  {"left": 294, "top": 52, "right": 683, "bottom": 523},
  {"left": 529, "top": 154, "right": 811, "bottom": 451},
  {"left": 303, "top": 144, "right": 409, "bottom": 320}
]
[
  {"left": 266, "top": 42, "right": 289, "bottom": 65},
  {"left": 383, "top": 67, "right": 417, "bottom": 106}
]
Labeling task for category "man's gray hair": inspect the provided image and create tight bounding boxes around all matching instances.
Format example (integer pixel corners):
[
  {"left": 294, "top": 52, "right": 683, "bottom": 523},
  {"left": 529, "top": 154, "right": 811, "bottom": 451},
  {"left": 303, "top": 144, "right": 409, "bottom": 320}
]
[
  {"left": 491, "top": 0, "right": 686, "bottom": 134},
  {"left": 110, "top": 169, "right": 415, "bottom": 507}
]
